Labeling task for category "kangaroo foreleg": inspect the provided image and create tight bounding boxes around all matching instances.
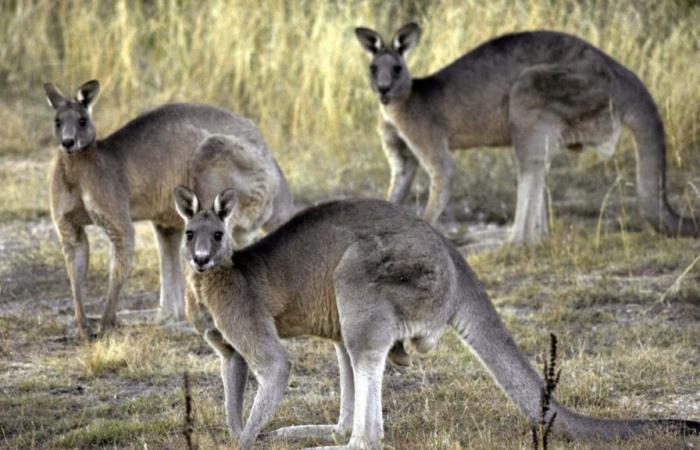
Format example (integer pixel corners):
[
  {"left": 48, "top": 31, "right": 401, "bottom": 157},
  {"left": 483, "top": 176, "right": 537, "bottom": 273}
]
[
  {"left": 380, "top": 121, "right": 418, "bottom": 204},
  {"left": 57, "top": 222, "right": 90, "bottom": 338},
  {"left": 217, "top": 320, "right": 290, "bottom": 449},
  {"left": 184, "top": 286, "right": 214, "bottom": 334},
  {"left": 418, "top": 142, "right": 454, "bottom": 225},
  {"left": 100, "top": 220, "right": 134, "bottom": 330},
  {"left": 269, "top": 342, "right": 355, "bottom": 442},
  {"left": 205, "top": 329, "right": 248, "bottom": 437}
]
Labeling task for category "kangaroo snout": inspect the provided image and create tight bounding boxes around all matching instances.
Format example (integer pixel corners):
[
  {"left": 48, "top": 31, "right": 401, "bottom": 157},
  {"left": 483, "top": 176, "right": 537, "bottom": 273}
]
[
  {"left": 378, "top": 87, "right": 391, "bottom": 104},
  {"left": 192, "top": 253, "right": 211, "bottom": 271},
  {"left": 61, "top": 138, "right": 76, "bottom": 151}
]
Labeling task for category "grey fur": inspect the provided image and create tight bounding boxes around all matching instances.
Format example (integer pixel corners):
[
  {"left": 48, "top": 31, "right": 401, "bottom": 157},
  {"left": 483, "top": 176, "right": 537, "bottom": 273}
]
[
  {"left": 176, "top": 191, "right": 699, "bottom": 449},
  {"left": 355, "top": 25, "right": 698, "bottom": 242},
  {"left": 43, "top": 80, "right": 294, "bottom": 338}
]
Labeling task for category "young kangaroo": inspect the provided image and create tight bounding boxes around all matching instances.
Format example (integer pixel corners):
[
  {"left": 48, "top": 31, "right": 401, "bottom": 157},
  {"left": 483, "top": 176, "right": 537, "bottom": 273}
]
[
  {"left": 176, "top": 187, "right": 699, "bottom": 450},
  {"left": 43, "top": 80, "right": 294, "bottom": 338},
  {"left": 355, "top": 24, "right": 699, "bottom": 243}
]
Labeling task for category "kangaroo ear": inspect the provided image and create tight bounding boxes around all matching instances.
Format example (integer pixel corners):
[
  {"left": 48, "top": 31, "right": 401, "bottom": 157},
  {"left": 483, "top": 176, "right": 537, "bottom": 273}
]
[
  {"left": 76, "top": 80, "right": 100, "bottom": 111},
  {"left": 213, "top": 188, "right": 237, "bottom": 222},
  {"left": 174, "top": 185, "right": 200, "bottom": 220},
  {"left": 392, "top": 22, "right": 421, "bottom": 56},
  {"left": 355, "top": 27, "right": 385, "bottom": 56},
  {"left": 43, "top": 83, "right": 67, "bottom": 109}
]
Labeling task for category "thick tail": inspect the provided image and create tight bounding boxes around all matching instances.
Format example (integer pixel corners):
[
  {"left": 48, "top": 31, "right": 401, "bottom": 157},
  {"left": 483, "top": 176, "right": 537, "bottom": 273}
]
[
  {"left": 447, "top": 258, "right": 700, "bottom": 440},
  {"left": 619, "top": 76, "right": 698, "bottom": 236}
]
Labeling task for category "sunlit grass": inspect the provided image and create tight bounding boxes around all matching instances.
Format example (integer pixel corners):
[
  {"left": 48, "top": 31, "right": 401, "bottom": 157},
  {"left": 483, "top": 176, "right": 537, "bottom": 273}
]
[{"left": 0, "top": 0, "right": 698, "bottom": 206}]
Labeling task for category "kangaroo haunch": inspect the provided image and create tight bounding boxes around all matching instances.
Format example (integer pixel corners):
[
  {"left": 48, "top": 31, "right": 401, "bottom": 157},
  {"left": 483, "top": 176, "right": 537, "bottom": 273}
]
[{"left": 176, "top": 191, "right": 699, "bottom": 450}]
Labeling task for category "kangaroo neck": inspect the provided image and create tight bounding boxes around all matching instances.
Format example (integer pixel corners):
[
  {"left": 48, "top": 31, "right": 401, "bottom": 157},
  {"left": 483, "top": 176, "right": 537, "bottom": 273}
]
[
  {"left": 55, "top": 141, "right": 100, "bottom": 181},
  {"left": 380, "top": 84, "right": 414, "bottom": 119},
  {"left": 381, "top": 98, "right": 413, "bottom": 126},
  {"left": 190, "top": 260, "right": 236, "bottom": 306}
]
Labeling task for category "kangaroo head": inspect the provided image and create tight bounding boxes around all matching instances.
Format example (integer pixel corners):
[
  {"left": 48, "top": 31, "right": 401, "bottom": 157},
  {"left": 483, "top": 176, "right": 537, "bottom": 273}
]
[
  {"left": 355, "top": 23, "right": 420, "bottom": 105},
  {"left": 175, "top": 186, "right": 237, "bottom": 273},
  {"left": 43, "top": 80, "right": 100, "bottom": 154}
]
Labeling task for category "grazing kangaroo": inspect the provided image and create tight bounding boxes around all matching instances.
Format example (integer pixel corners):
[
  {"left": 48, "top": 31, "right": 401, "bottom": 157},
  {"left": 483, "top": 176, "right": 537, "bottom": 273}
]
[
  {"left": 43, "top": 80, "right": 294, "bottom": 338},
  {"left": 355, "top": 24, "right": 699, "bottom": 243},
  {"left": 175, "top": 188, "right": 699, "bottom": 450}
]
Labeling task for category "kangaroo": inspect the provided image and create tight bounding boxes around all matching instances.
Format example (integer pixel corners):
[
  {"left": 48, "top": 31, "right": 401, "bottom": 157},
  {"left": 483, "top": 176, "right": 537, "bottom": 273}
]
[
  {"left": 175, "top": 187, "right": 699, "bottom": 450},
  {"left": 43, "top": 80, "right": 294, "bottom": 338},
  {"left": 355, "top": 24, "right": 699, "bottom": 243}
]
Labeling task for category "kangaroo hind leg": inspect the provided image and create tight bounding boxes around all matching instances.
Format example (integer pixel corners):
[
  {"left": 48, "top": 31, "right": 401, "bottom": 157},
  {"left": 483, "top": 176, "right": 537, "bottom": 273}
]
[
  {"left": 153, "top": 224, "right": 185, "bottom": 322},
  {"left": 509, "top": 61, "right": 614, "bottom": 243},
  {"left": 330, "top": 244, "right": 403, "bottom": 450},
  {"left": 510, "top": 127, "right": 559, "bottom": 244}
]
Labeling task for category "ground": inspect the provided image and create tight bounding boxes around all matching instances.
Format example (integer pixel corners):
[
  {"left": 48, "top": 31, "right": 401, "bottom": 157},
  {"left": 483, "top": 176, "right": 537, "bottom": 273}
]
[{"left": 0, "top": 150, "right": 698, "bottom": 449}]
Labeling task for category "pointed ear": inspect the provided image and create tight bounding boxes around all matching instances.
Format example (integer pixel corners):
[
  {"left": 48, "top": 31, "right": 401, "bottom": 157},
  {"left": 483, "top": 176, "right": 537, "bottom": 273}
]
[
  {"left": 43, "top": 83, "right": 67, "bottom": 109},
  {"left": 174, "top": 185, "right": 199, "bottom": 220},
  {"left": 392, "top": 22, "right": 421, "bottom": 56},
  {"left": 213, "top": 188, "right": 237, "bottom": 222},
  {"left": 76, "top": 80, "right": 100, "bottom": 111},
  {"left": 355, "top": 27, "right": 385, "bottom": 56}
]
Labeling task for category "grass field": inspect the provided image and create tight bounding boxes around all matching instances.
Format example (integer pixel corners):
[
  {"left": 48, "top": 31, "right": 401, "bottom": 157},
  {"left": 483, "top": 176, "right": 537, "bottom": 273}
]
[{"left": 0, "top": 0, "right": 699, "bottom": 449}]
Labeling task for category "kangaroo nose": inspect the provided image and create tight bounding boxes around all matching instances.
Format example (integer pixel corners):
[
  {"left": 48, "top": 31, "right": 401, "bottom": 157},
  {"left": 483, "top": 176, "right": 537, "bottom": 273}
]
[
  {"left": 62, "top": 138, "right": 75, "bottom": 149},
  {"left": 378, "top": 86, "right": 390, "bottom": 95},
  {"left": 193, "top": 254, "right": 210, "bottom": 267}
]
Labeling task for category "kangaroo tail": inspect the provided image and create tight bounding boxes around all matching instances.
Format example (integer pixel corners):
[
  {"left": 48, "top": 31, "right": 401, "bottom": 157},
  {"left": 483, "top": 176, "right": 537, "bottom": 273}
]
[
  {"left": 618, "top": 73, "right": 698, "bottom": 236},
  {"left": 448, "top": 255, "right": 700, "bottom": 440}
]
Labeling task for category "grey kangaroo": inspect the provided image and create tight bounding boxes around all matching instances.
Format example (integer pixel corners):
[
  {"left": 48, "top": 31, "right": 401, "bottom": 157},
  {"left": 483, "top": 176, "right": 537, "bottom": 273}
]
[
  {"left": 175, "top": 188, "right": 699, "bottom": 450},
  {"left": 355, "top": 24, "right": 699, "bottom": 243},
  {"left": 43, "top": 80, "right": 294, "bottom": 338}
]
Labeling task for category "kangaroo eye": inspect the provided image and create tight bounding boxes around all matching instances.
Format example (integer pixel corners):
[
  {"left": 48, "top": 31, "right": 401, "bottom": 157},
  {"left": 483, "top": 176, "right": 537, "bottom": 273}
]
[
  {"left": 78, "top": 117, "right": 88, "bottom": 127},
  {"left": 54, "top": 118, "right": 61, "bottom": 128},
  {"left": 392, "top": 65, "right": 402, "bottom": 76},
  {"left": 185, "top": 231, "right": 194, "bottom": 241},
  {"left": 370, "top": 64, "right": 378, "bottom": 75},
  {"left": 213, "top": 231, "right": 224, "bottom": 242}
]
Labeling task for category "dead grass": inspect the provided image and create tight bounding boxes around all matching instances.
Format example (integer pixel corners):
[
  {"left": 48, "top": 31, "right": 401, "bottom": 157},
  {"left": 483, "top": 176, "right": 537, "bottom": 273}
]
[{"left": 1, "top": 0, "right": 699, "bottom": 209}]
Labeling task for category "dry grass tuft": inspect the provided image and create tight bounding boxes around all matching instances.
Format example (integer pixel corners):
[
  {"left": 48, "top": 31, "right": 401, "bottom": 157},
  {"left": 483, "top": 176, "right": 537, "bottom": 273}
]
[{"left": 79, "top": 334, "right": 131, "bottom": 378}]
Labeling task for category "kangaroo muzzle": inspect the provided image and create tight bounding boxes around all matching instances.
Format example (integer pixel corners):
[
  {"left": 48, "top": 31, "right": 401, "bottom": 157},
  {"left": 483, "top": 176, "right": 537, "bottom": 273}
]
[
  {"left": 60, "top": 123, "right": 79, "bottom": 153},
  {"left": 191, "top": 239, "right": 214, "bottom": 272}
]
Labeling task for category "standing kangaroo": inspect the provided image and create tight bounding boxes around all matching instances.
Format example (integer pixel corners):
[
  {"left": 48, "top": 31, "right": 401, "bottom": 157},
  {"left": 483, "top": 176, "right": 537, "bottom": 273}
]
[
  {"left": 43, "top": 80, "right": 294, "bottom": 338},
  {"left": 355, "top": 24, "right": 698, "bottom": 243},
  {"left": 175, "top": 188, "right": 699, "bottom": 450}
]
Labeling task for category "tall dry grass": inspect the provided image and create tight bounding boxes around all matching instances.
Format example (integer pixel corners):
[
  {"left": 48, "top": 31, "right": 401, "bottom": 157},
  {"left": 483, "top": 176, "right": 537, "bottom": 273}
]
[{"left": 1, "top": 0, "right": 698, "bottom": 203}]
